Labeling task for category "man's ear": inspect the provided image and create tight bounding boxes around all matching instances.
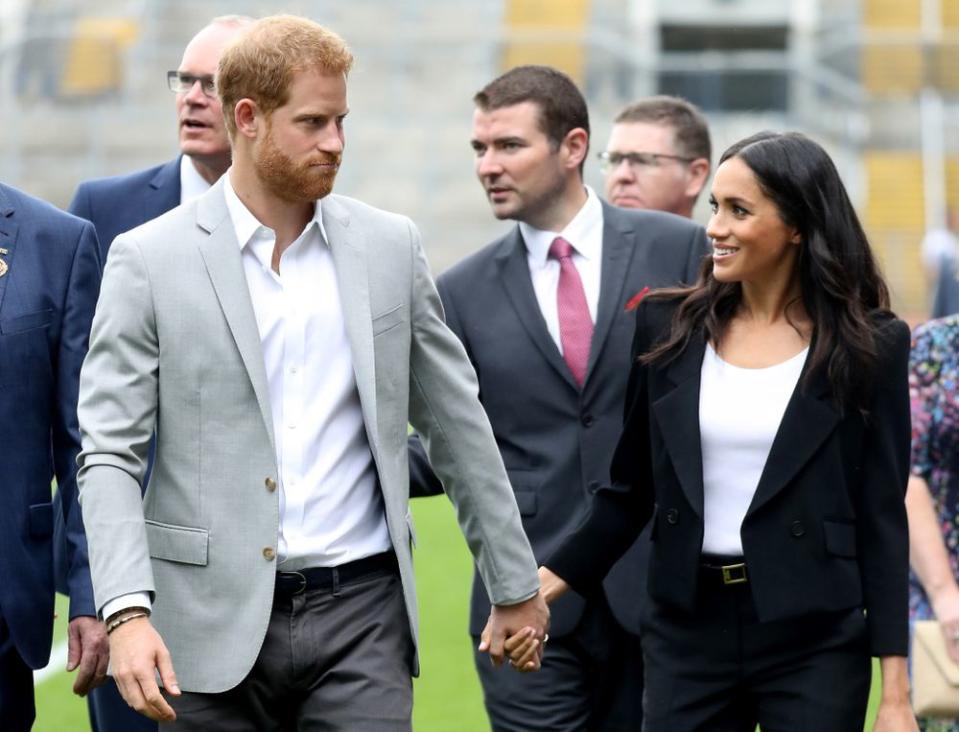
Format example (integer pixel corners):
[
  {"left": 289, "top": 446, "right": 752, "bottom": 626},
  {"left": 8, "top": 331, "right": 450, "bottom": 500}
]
[
  {"left": 234, "top": 99, "right": 260, "bottom": 140},
  {"left": 562, "top": 127, "right": 589, "bottom": 172},
  {"left": 684, "top": 158, "right": 711, "bottom": 199}
]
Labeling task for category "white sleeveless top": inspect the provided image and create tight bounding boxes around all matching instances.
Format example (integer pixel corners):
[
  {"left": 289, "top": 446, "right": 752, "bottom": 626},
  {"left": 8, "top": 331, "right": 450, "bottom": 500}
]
[{"left": 699, "top": 343, "right": 808, "bottom": 556}]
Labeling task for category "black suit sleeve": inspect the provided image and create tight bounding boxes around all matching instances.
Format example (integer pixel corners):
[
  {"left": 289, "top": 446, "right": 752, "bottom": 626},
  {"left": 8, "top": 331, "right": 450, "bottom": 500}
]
[
  {"left": 545, "top": 301, "right": 656, "bottom": 592},
  {"left": 53, "top": 220, "right": 102, "bottom": 619},
  {"left": 857, "top": 318, "right": 911, "bottom": 656}
]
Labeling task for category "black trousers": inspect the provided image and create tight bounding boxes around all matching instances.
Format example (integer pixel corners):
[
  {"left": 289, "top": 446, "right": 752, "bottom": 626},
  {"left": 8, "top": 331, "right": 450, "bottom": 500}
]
[
  {"left": 0, "top": 615, "right": 34, "bottom": 732},
  {"left": 641, "top": 562, "right": 871, "bottom": 732},
  {"left": 474, "top": 595, "right": 644, "bottom": 731}
]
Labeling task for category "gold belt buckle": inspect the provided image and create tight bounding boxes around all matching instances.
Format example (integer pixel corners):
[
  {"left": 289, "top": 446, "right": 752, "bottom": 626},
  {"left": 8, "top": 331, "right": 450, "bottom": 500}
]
[{"left": 721, "top": 563, "right": 747, "bottom": 585}]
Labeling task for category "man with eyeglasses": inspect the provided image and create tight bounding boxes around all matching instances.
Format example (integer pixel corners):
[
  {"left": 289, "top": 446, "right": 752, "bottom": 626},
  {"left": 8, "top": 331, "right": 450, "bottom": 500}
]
[
  {"left": 65, "top": 16, "right": 251, "bottom": 732},
  {"left": 68, "top": 16, "right": 252, "bottom": 262},
  {"left": 409, "top": 66, "right": 709, "bottom": 731},
  {"left": 600, "top": 96, "right": 711, "bottom": 219}
]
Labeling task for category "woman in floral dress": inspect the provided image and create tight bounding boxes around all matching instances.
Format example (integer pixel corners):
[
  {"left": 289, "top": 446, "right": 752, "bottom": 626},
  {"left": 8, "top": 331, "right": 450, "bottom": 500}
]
[{"left": 909, "top": 316, "right": 959, "bottom": 732}]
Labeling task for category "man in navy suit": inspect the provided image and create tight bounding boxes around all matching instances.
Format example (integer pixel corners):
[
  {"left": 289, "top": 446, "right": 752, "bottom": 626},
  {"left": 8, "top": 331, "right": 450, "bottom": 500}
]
[
  {"left": 68, "top": 16, "right": 250, "bottom": 260},
  {"left": 65, "top": 16, "right": 250, "bottom": 732},
  {"left": 410, "top": 66, "right": 708, "bottom": 730},
  {"left": 0, "top": 182, "right": 104, "bottom": 731}
]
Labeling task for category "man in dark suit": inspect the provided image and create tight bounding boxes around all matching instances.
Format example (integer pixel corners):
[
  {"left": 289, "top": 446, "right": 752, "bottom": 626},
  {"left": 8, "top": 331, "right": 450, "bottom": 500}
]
[
  {"left": 65, "top": 16, "right": 250, "bottom": 732},
  {"left": 0, "top": 182, "right": 104, "bottom": 731},
  {"left": 68, "top": 16, "right": 250, "bottom": 260},
  {"left": 410, "top": 66, "right": 708, "bottom": 730}
]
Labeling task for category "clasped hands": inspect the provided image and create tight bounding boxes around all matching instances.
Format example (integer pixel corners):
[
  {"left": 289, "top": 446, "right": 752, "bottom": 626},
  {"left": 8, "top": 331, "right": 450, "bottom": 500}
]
[{"left": 478, "top": 567, "right": 570, "bottom": 673}]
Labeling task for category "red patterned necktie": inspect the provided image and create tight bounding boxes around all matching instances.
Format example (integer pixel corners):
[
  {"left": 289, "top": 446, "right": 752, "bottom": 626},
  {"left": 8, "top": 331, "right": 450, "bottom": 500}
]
[{"left": 548, "top": 236, "right": 593, "bottom": 386}]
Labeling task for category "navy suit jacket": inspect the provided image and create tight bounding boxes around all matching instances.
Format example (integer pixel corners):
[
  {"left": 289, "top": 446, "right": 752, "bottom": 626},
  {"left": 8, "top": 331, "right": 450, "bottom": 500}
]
[
  {"left": 68, "top": 157, "right": 181, "bottom": 262},
  {"left": 410, "top": 202, "right": 708, "bottom": 637},
  {"left": 0, "top": 183, "right": 100, "bottom": 669}
]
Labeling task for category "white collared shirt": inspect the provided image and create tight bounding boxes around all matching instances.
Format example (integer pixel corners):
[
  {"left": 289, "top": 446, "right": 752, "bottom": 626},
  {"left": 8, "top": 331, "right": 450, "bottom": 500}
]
[
  {"left": 222, "top": 175, "right": 390, "bottom": 570},
  {"left": 519, "top": 186, "right": 603, "bottom": 352},
  {"left": 179, "top": 155, "right": 213, "bottom": 204}
]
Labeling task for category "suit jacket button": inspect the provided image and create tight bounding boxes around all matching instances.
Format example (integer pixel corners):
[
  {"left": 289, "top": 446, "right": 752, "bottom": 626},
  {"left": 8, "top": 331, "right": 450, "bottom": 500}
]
[
  {"left": 263, "top": 547, "right": 276, "bottom": 561},
  {"left": 587, "top": 481, "right": 601, "bottom": 494},
  {"left": 581, "top": 413, "right": 594, "bottom": 427},
  {"left": 265, "top": 477, "right": 277, "bottom": 492},
  {"left": 790, "top": 521, "right": 806, "bottom": 537},
  {"left": 665, "top": 508, "right": 679, "bottom": 525}
]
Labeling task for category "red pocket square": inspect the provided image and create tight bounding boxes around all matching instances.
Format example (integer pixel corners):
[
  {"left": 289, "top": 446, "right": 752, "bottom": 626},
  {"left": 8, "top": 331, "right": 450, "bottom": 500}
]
[{"left": 624, "top": 287, "right": 650, "bottom": 312}]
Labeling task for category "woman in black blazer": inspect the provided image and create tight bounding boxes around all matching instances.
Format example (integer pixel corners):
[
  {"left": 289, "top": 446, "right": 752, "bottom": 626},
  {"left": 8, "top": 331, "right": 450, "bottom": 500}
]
[{"left": 509, "top": 132, "right": 916, "bottom": 731}]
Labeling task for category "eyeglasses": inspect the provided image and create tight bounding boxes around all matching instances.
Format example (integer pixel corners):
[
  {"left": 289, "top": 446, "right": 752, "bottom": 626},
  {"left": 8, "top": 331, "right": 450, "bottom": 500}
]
[
  {"left": 598, "top": 150, "right": 694, "bottom": 173},
  {"left": 167, "top": 71, "right": 216, "bottom": 97}
]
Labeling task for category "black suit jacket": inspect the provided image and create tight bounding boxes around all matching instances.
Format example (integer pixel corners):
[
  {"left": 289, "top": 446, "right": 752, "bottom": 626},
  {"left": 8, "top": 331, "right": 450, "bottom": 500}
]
[
  {"left": 410, "top": 202, "right": 708, "bottom": 637},
  {"left": 549, "top": 297, "right": 911, "bottom": 656}
]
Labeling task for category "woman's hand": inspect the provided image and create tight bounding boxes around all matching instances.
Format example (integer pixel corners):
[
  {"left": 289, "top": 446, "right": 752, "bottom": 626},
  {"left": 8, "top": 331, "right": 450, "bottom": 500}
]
[
  {"left": 872, "top": 656, "right": 918, "bottom": 732},
  {"left": 932, "top": 585, "right": 959, "bottom": 664},
  {"left": 538, "top": 566, "right": 570, "bottom": 605}
]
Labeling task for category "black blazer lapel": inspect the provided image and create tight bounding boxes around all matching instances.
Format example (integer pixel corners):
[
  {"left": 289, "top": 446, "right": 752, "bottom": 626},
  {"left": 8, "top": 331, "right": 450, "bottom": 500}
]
[
  {"left": 494, "top": 227, "right": 579, "bottom": 391},
  {"left": 747, "top": 362, "right": 841, "bottom": 517},
  {"left": 0, "top": 187, "right": 20, "bottom": 314},
  {"left": 651, "top": 335, "right": 706, "bottom": 518},
  {"left": 586, "top": 203, "right": 636, "bottom": 383}
]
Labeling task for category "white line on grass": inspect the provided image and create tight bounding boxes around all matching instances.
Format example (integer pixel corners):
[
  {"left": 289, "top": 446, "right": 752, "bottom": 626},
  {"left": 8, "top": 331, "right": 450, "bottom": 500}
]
[{"left": 34, "top": 640, "right": 69, "bottom": 684}]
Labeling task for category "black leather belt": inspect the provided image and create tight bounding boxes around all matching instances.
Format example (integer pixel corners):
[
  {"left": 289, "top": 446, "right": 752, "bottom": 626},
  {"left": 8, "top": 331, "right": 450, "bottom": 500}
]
[
  {"left": 274, "top": 551, "right": 398, "bottom": 597},
  {"left": 700, "top": 555, "right": 748, "bottom": 586}
]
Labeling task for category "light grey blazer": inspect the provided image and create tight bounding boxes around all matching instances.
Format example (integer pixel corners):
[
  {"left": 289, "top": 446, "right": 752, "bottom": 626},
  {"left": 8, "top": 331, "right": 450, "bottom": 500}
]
[{"left": 77, "top": 179, "right": 539, "bottom": 693}]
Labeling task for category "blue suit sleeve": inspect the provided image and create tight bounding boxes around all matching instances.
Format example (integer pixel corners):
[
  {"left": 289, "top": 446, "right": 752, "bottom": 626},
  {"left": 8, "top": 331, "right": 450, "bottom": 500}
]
[{"left": 53, "top": 220, "right": 102, "bottom": 619}]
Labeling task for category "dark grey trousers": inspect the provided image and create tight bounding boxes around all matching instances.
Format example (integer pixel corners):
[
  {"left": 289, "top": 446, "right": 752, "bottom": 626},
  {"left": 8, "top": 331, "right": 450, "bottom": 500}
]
[{"left": 164, "top": 568, "right": 413, "bottom": 731}]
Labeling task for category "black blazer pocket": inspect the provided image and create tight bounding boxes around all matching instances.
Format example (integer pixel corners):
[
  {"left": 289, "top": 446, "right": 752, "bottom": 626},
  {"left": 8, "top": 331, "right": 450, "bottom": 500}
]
[
  {"left": 28, "top": 502, "right": 54, "bottom": 539},
  {"left": 823, "top": 519, "right": 857, "bottom": 558},
  {"left": 372, "top": 304, "right": 406, "bottom": 337},
  {"left": 145, "top": 519, "right": 209, "bottom": 566},
  {"left": 0, "top": 309, "right": 53, "bottom": 335},
  {"left": 507, "top": 469, "right": 540, "bottom": 517}
]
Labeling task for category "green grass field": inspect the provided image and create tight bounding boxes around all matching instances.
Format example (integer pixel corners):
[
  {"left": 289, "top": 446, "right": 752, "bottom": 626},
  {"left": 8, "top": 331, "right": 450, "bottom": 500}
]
[{"left": 33, "top": 496, "right": 882, "bottom": 731}]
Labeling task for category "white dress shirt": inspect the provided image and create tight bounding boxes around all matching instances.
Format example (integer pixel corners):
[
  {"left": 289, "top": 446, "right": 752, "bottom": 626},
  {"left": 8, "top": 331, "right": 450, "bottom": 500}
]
[
  {"left": 519, "top": 186, "right": 603, "bottom": 351},
  {"left": 102, "top": 176, "right": 390, "bottom": 618},
  {"left": 699, "top": 344, "right": 807, "bottom": 556},
  {"left": 179, "top": 155, "right": 213, "bottom": 204}
]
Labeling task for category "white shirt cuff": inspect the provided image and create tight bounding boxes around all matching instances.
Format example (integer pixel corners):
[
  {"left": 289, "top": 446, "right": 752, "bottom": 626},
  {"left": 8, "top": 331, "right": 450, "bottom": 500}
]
[{"left": 101, "top": 592, "right": 152, "bottom": 621}]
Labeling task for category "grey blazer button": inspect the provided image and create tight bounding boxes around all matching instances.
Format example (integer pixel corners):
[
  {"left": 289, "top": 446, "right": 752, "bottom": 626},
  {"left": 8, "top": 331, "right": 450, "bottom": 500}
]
[
  {"left": 263, "top": 547, "right": 276, "bottom": 561},
  {"left": 665, "top": 508, "right": 679, "bottom": 525},
  {"left": 265, "top": 477, "right": 277, "bottom": 492},
  {"left": 581, "top": 413, "right": 594, "bottom": 427},
  {"left": 790, "top": 521, "right": 806, "bottom": 537}
]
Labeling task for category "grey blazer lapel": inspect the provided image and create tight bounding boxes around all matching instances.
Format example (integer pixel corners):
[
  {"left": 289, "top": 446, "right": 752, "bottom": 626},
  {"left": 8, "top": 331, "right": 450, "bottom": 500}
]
[
  {"left": 322, "top": 196, "right": 379, "bottom": 443},
  {"left": 586, "top": 203, "right": 637, "bottom": 381},
  {"left": 195, "top": 181, "right": 276, "bottom": 451}
]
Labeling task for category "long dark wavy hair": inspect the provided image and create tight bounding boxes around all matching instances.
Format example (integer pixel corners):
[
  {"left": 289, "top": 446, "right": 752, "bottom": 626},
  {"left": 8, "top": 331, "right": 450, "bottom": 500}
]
[{"left": 644, "top": 131, "right": 892, "bottom": 411}]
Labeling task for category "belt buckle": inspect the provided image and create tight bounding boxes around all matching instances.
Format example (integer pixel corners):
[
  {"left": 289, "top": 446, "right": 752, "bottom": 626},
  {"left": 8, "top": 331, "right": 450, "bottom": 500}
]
[
  {"left": 280, "top": 571, "right": 307, "bottom": 595},
  {"left": 721, "top": 563, "right": 747, "bottom": 585}
]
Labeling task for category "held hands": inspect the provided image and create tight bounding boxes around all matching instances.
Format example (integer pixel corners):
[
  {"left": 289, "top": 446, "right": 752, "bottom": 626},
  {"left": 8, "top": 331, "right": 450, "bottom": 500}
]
[
  {"left": 109, "top": 616, "right": 181, "bottom": 721},
  {"left": 500, "top": 567, "right": 572, "bottom": 671},
  {"left": 478, "top": 591, "right": 550, "bottom": 672},
  {"left": 66, "top": 616, "right": 110, "bottom": 695}
]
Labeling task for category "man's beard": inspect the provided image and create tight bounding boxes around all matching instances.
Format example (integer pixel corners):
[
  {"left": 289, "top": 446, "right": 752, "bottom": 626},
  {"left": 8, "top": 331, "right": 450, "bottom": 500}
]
[{"left": 254, "top": 127, "right": 340, "bottom": 203}]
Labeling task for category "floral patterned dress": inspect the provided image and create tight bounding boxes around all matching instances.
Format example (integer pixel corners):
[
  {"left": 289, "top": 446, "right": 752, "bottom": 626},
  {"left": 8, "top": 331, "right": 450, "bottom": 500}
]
[{"left": 910, "top": 316, "right": 959, "bottom": 732}]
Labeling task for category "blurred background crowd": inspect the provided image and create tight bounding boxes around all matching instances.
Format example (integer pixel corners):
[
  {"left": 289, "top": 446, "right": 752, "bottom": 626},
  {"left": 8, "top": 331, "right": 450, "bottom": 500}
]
[{"left": 1, "top": 0, "right": 957, "bottom": 318}]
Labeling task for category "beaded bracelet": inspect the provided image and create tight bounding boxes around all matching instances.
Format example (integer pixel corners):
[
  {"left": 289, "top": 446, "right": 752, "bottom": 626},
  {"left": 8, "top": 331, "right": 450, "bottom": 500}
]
[{"left": 106, "top": 611, "right": 149, "bottom": 635}]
